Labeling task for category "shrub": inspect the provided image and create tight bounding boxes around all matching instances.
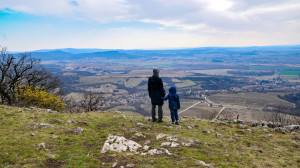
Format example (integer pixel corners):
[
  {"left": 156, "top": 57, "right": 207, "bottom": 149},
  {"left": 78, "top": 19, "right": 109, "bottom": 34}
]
[{"left": 17, "top": 85, "right": 65, "bottom": 111}]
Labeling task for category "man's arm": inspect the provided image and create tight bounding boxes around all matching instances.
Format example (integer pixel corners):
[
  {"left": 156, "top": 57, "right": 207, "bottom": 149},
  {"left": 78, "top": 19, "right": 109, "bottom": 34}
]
[{"left": 162, "top": 94, "right": 169, "bottom": 101}]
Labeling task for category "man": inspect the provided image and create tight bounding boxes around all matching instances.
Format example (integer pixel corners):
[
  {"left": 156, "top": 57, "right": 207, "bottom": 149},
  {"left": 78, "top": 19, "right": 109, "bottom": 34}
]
[{"left": 148, "top": 68, "right": 165, "bottom": 122}]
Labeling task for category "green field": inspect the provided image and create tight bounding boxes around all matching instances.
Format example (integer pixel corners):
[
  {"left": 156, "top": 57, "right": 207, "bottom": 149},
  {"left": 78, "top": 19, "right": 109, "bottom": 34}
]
[{"left": 280, "top": 71, "right": 300, "bottom": 75}]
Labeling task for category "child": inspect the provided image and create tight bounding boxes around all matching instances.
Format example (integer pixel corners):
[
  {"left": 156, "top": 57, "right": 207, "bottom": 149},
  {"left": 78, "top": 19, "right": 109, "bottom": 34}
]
[{"left": 162, "top": 86, "right": 180, "bottom": 125}]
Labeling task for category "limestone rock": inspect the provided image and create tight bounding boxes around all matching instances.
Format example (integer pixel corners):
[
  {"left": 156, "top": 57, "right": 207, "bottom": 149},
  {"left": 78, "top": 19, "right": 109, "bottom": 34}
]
[
  {"left": 46, "top": 153, "right": 56, "bottom": 158},
  {"left": 215, "top": 134, "right": 222, "bottom": 138},
  {"left": 67, "top": 120, "right": 76, "bottom": 124},
  {"left": 284, "top": 125, "right": 300, "bottom": 131},
  {"left": 202, "top": 130, "right": 211, "bottom": 134},
  {"left": 38, "top": 123, "right": 53, "bottom": 128},
  {"left": 144, "top": 140, "right": 151, "bottom": 145},
  {"left": 239, "top": 124, "right": 246, "bottom": 129},
  {"left": 143, "top": 145, "right": 150, "bottom": 150},
  {"left": 134, "top": 132, "right": 145, "bottom": 138},
  {"left": 274, "top": 127, "right": 288, "bottom": 134},
  {"left": 263, "top": 129, "right": 269, "bottom": 133},
  {"left": 112, "top": 162, "right": 118, "bottom": 167},
  {"left": 291, "top": 132, "right": 297, "bottom": 135},
  {"left": 101, "top": 135, "right": 142, "bottom": 153},
  {"left": 292, "top": 136, "right": 300, "bottom": 141},
  {"left": 161, "top": 142, "right": 171, "bottom": 147},
  {"left": 49, "top": 119, "right": 63, "bottom": 123},
  {"left": 166, "top": 135, "right": 179, "bottom": 142},
  {"left": 170, "top": 142, "right": 180, "bottom": 147},
  {"left": 38, "top": 142, "right": 46, "bottom": 149},
  {"left": 156, "top": 134, "right": 168, "bottom": 140},
  {"left": 196, "top": 160, "right": 212, "bottom": 167},
  {"left": 72, "top": 127, "right": 84, "bottom": 134},
  {"left": 78, "top": 121, "right": 89, "bottom": 125},
  {"left": 136, "top": 122, "right": 146, "bottom": 127},
  {"left": 126, "top": 164, "right": 134, "bottom": 167},
  {"left": 146, "top": 148, "right": 172, "bottom": 155},
  {"left": 181, "top": 140, "right": 194, "bottom": 147}
]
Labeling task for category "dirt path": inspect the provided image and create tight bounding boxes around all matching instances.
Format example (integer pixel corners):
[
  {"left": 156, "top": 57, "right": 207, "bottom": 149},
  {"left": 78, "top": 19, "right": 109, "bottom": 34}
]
[
  {"left": 213, "top": 107, "right": 226, "bottom": 120},
  {"left": 179, "top": 101, "right": 201, "bottom": 114}
]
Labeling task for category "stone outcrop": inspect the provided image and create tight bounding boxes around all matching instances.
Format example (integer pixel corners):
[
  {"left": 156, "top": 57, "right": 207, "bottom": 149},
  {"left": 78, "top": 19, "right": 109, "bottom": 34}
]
[{"left": 101, "top": 135, "right": 142, "bottom": 153}]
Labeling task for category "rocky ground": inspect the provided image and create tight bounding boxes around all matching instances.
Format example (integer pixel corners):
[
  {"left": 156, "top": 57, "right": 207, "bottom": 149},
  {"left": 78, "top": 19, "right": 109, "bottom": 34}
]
[{"left": 0, "top": 105, "right": 299, "bottom": 168}]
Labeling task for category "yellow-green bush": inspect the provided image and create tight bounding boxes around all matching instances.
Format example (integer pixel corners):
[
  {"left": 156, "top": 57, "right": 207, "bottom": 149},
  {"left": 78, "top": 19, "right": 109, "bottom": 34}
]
[{"left": 17, "top": 85, "right": 65, "bottom": 111}]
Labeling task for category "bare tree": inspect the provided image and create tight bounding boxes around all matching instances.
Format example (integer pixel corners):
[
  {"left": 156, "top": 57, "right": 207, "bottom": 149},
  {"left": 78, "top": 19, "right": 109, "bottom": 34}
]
[
  {"left": 80, "top": 89, "right": 106, "bottom": 112},
  {"left": 0, "top": 46, "right": 61, "bottom": 105},
  {"left": 263, "top": 106, "right": 300, "bottom": 126}
]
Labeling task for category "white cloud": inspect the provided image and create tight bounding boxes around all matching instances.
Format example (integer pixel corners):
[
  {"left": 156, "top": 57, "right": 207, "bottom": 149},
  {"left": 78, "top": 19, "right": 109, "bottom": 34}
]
[{"left": 0, "top": 0, "right": 300, "bottom": 50}]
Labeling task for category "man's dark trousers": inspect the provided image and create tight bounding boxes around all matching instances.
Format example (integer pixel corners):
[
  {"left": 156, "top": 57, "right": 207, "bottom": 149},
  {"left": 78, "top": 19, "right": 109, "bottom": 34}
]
[{"left": 152, "top": 104, "right": 163, "bottom": 121}]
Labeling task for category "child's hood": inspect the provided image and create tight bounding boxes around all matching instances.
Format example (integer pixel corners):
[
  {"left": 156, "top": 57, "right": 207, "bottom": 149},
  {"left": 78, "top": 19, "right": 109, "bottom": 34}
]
[{"left": 169, "top": 86, "right": 177, "bottom": 94}]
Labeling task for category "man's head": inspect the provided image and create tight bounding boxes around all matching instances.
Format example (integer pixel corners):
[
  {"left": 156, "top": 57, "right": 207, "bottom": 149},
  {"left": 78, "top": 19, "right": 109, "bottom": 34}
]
[{"left": 153, "top": 68, "right": 160, "bottom": 76}]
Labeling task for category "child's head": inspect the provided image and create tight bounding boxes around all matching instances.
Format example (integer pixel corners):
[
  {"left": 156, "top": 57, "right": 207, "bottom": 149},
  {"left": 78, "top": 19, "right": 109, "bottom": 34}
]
[{"left": 169, "top": 86, "right": 177, "bottom": 94}]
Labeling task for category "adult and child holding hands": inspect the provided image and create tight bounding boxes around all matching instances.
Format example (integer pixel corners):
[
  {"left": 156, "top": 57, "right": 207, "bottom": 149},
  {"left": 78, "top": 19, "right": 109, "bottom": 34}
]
[{"left": 148, "top": 68, "right": 180, "bottom": 125}]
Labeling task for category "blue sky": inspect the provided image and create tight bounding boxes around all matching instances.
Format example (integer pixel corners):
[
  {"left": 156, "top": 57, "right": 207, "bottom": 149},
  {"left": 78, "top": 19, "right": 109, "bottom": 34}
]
[{"left": 0, "top": 0, "right": 300, "bottom": 51}]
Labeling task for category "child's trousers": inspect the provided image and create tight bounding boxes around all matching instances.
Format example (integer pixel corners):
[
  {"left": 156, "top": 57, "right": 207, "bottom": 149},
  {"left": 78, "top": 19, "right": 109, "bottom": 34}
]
[{"left": 170, "top": 109, "right": 179, "bottom": 122}]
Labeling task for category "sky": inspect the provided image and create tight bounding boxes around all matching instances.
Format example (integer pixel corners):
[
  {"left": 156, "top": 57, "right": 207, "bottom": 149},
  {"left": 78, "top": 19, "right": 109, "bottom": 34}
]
[{"left": 0, "top": 0, "right": 300, "bottom": 51}]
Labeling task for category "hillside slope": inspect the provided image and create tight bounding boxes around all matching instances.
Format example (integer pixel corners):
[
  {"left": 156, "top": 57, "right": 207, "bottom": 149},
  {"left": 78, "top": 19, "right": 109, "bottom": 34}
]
[{"left": 0, "top": 105, "right": 299, "bottom": 168}]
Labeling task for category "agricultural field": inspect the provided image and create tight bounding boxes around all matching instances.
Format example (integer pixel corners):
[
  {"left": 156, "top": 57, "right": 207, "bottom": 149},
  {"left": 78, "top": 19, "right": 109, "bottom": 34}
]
[
  {"left": 187, "top": 69, "right": 233, "bottom": 76},
  {"left": 250, "top": 65, "right": 300, "bottom": 71},
  {"left": 175, "top": 80, "right": 196, "bottom": 88},
  {"left": 209, "top": 92, "right": 295, "bottom": 109},
  {"left": 125, "top": 78, "right": 148, "bottom": 88}
]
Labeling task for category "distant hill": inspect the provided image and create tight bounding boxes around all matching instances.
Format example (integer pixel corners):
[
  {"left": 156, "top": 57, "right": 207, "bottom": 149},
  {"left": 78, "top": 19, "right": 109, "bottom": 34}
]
[{"left": 15, "top": 45, "right": 300, "bottom": 64}]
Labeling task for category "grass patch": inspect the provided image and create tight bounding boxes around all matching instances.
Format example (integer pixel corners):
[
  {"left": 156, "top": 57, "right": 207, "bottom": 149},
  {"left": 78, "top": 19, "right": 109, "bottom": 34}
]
[{"left": 0, "top": 105, "right": 299, "bottom": 167}]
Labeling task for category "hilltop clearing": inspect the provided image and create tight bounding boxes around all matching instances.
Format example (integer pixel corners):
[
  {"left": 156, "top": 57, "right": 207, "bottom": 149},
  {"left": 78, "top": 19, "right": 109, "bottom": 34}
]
[{"left": 0, "top": 105, "right": 299, "bottom": 168}]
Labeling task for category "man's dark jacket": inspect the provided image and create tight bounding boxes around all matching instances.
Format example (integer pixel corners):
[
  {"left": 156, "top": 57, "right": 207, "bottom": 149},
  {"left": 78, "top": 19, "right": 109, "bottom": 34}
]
[{"left": 148, "top": 75, "right": 165, "bottom": 105}]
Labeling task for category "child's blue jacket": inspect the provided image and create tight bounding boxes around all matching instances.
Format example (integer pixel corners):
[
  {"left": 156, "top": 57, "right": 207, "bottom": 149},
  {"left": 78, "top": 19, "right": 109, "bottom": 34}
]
[{"left": 162, "top": 86, "right": 180, "bottom": 110}]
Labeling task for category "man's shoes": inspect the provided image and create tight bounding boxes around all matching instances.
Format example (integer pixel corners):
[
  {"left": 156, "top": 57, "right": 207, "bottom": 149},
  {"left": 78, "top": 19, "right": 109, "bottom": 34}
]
[
  {"left": 172, "top": 122, "right": 175, "bottom": 124},
  {"left": 152, "top": 118, "right": 157, "bottom": 122},
  {"left": 175, "top": 121, "right": 179, "bottom": 125},
  {"left": 157, "top": 120, "right": 163, "bottom": 123}
]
